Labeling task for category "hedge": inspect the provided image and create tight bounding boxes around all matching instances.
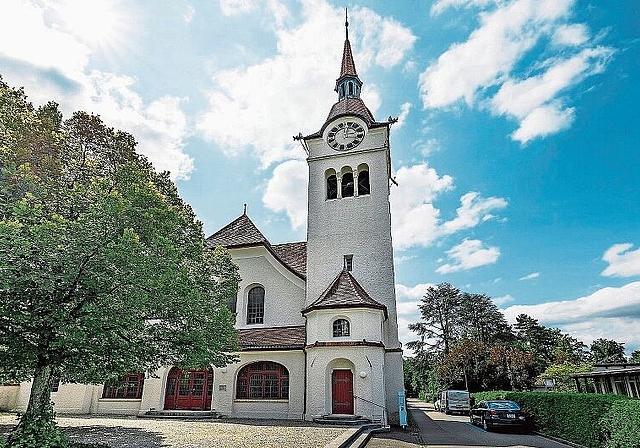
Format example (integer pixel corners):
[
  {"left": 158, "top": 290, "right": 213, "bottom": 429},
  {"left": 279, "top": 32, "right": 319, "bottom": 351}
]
[{"left": 472, "top": 391, "right": 640, "bottom": 448}]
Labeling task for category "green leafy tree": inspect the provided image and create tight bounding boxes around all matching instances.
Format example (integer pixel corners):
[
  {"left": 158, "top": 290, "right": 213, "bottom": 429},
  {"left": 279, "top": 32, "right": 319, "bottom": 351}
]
[
  {"left": 457, "top": 293, "right": 512, "bottom": 344},
  {"left": 540, "top": 362, "right": 593, "bottom": 392},
  {"left": 408, "top": 283, "right": 461, "bottom": 355},
  {"left": 437, "top": 339, "right": 488, "bottom": 391},
  {"left": 590, "top": 338, "right": 627, "bottom": 364},
  {"left": 487, "top": 343, "right": 538, "bottom": 391},
  {"left": 513, "top": 314, "right": 561, "bottom": 374},
  {"left": 630, "top": 350, "right": 640, "bottom": 363},
  {"left": 0, "top": 77, "right": 239, "bottom": 447}
]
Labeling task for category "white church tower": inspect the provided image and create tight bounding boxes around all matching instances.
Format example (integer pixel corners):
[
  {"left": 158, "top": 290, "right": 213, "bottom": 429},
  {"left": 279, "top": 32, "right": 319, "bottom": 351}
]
[{"left": 301, "top": 13, "right": 404, "bottom": 424}]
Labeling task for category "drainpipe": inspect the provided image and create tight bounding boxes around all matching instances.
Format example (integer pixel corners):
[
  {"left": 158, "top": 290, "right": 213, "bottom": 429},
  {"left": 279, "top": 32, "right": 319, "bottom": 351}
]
[{"left": 303, "top": 314, "right": 308, "bottom": 420}]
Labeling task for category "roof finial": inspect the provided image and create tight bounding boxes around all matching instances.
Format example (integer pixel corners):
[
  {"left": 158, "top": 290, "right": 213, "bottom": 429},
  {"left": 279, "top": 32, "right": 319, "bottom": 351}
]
[
  {"left": 345, "top": 8, "right": 349, "bottom": 41},
  {"left": 243, "top": 203, "right": 247, "bottom": 215}
]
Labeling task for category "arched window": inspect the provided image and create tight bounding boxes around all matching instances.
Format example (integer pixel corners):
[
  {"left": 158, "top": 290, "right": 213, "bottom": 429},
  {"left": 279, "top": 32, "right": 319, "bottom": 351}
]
[
  {"left": 348, "top": 82, "right": 354, "bottom": 96},
  {"left": 358, "top": 170, "right": 370, "bottom": 196},
  {"left": 236, "top": 362, "right": 289, "bottom": 400},
  {"left": 342, "top": 172, "right": 354, "bottom": 198},
  {"left": 333, "top": 319, "right": 350, "bottom": 337},
  {"left": 247, "top": 286, "right": 264, "bottom": 324},
  {"left": 326, "top": 170, "right": 337, "bottom": 200}
]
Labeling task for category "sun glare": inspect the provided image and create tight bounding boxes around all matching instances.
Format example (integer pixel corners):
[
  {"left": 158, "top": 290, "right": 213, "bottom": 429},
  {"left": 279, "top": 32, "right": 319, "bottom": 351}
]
[{"left": 53, "top": 0, "right": 126, "bottom": 48}]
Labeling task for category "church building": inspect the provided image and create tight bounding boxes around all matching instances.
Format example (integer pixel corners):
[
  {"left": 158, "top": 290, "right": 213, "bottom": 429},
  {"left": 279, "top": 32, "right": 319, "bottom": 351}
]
[{"left": 1, "top": 17, "right": 404, "bottom": 424}]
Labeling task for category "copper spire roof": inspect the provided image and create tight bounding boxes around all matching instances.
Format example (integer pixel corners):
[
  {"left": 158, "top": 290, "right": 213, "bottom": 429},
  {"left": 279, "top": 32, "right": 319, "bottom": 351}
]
[
  {"left": 302, "top": 270, "right": 388, "bottom": 318},
  {"left": 339, "top": 25, "right": 357, "bottom": 79}
]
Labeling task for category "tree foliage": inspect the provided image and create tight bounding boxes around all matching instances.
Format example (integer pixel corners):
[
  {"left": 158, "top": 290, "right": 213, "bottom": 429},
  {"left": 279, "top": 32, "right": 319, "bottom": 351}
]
[
  {"left": 404, "top": 281, "right": 631, "bottom": 398},
  {"left": 589, "top": 338, "right": 627, "bottom": 364},
  {"left": 0, "top": 76, "right": 239, "bottom": 447}
]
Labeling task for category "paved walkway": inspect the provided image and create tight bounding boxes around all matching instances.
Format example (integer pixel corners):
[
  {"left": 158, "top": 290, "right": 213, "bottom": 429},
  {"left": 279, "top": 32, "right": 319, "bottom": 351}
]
[{"left": 0, "top": 413, "right": 347, "bottom": 448}]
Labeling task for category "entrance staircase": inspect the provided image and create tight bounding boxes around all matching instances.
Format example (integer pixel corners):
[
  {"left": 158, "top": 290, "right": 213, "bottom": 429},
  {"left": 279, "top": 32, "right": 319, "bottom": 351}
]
[
  {"left": 314, "top": 415, "right": 388, "bottom": 448},
  {"left": 313, "top": 413, "right": 374, "bottom": 426},
  {"left": 141, "top": 409, "right": 223, "bottom": 419}
]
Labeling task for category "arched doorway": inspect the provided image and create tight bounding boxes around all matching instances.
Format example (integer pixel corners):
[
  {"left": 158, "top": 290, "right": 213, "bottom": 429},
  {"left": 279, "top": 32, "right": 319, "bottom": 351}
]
[
  {"left": 164, "top": 367, "right": 213, "bottom": 410},
  {"left": 331, "top": 369, "right": 354, "bottom": 414}
]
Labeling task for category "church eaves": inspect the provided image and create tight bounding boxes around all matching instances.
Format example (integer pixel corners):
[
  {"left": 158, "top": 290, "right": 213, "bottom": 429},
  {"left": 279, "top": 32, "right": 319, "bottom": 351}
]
[{"left": 302, "top": 270, "right": 388, "bottom": 318}]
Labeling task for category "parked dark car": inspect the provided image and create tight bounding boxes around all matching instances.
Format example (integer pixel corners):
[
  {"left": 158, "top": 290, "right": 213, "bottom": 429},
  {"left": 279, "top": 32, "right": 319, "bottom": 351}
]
[{"left": 469, "top": 400, "right": 527, "bottom": 432}]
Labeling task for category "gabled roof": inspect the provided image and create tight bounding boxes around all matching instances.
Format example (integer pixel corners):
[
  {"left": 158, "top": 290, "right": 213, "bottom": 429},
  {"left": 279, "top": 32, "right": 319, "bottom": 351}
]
[
  {"left": 272, "top": 242, "right": 307, "bottom": 278},
  {"left": 302, "top": 270, "right": 387, "bottom": 318},
  {"left": 238, "top": 326, "right": 306, "bottom": 351},
  {"left": 206, "top": 213, "right": 307, "bottom": 280},
  {"left": 206, "top": 213, "right": 267, "bottom": 248}
]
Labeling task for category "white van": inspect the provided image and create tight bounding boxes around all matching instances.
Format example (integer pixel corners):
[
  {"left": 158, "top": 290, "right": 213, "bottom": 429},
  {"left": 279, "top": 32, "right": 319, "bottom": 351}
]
[{"left": 439, "top": 390, "right": 470, "bottom": 415}]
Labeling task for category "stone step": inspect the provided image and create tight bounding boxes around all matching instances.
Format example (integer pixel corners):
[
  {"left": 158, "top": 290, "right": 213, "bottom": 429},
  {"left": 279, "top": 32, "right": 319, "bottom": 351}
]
[
  {"left": 313, "top": 414, "right": 373, "bottom": 426},
  {"left": 141, "top": 410, "right": 223, "bottom": 419}
]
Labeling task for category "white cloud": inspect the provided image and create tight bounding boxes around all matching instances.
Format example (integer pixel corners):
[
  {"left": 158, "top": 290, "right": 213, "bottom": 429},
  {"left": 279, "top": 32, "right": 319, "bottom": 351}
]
[
  {"left": 0, "top": 1, "right": 193, "bottom": 180},
  {"left": 419, "top": 0, "right": 614, "bottom": 144},
  {"left": 430, "top": 0, "right": 496, "bottom": 16},
  {"left": 262, "top": 160, "right": 308, "bottom": 230},
  {"left": 183, "top": 4, "right": 196, "bottom": 23},
  {"left": 219, "top": 0, "right": 256, "bottom": 16},
  {"left": 390, "top": 165, "right": 507, "bottom": 250},
  {"left": 493, "top": 294, "right": 515, "bottom": 306},
  {"left": 519, "top": 272, "right": 540, "bottom": 281},
  {"left": 197, "top": 3, "right": 415, "bottom": 168},
  {"left": 511, "top": 104, "right": 575, "bottom": 143},
  {"left": 490, "top": 46, "right": 614, "bottom": 143},
  {"left": 502, "top": 281, "right": 640, "bottom": 326},
  {"left": 357, "top": 8, "right": 418, "bottom": 69},
  {"left": 436, "top": 238, "right": 500, "bottom": 273},
  {"left": 393, "top": 102, "right": 412, "bottom": 130},
  {"left": 396, "top": 283, "right": 435, "bottom": 301},
  {"left": 441, "top": 191, "right": 508, "bottom": 235},
  {"left": 602, "top": 243, "right": 640, "bottom": 278},
  {"left": 390, "top": 164, "right": 453, "bottom": 249},
  {"left": 553, "top": 23, "right": 589, "bottom": 46},
  {"left": 501, "top": 282, "right": 640, "bottom": 352}
]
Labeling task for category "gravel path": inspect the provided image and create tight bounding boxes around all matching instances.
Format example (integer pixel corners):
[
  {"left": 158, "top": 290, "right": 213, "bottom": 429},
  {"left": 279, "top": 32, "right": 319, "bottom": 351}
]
[{"left": 0, "top": 414, "right": 347, "bottom": 448}]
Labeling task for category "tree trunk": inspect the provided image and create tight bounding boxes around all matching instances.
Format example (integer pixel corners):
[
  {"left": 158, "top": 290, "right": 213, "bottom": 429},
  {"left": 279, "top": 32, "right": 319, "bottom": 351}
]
[{"left": 7, "top": 363, "right": 67, "bottom": 447}]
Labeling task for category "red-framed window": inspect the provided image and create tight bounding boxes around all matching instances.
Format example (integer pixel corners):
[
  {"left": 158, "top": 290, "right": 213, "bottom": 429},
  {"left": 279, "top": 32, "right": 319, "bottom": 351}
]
[
  {"left": 236, "top": 362, "right": 289, "bottom": 400},
  {"left": 102, "top": 373, "right": 144, "bottom": 399}
]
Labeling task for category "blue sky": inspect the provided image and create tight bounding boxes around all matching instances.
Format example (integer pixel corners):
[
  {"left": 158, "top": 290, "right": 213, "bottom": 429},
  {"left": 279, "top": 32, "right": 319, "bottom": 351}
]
[{"left": 2, "top": 0, "right": 639, "bottom": 354}]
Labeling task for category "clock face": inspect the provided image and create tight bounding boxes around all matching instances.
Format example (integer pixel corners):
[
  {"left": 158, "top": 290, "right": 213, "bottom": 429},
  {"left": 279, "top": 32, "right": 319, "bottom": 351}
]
[{"left": 326, "top": 121, "right": 365, "bottom": 150}]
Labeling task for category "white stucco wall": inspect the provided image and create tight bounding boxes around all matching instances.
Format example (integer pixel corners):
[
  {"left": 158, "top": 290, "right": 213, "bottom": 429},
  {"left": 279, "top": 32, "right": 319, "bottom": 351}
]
[
  {"left": 214, "top": 350, "right": 305, "bottom": 419},
  {"left": 0, "top": 385, "right": 19, "bottom": 411},
  {"left": 306, "top": 122, "right": 400, "bottom": 349},
  {"left": 305, "top": 308, "right": 384, "bottom": 344},
  {"left": 231, "top": 246, "right": 306, "bottom": 330},
  {"left": 305, "top": 346, "right": 386, "bottom": 421}
]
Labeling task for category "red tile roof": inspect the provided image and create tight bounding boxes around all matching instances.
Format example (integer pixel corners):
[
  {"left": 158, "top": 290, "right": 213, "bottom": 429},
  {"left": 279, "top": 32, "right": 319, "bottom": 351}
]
[
  {"left": 206, "top": 214, "right": 267, "bottom": 248},
  {"left": 238, "top": 326, "right": 306, "bottom": 351},
  {"left": 302, "top": 270, "right": 387, "bottom": 318},
  {"left": 272, "top": 242, "right": 307, "bottom": 277},
  {"left": 207, "top": 214, "right": 307, "bottom": 280}
]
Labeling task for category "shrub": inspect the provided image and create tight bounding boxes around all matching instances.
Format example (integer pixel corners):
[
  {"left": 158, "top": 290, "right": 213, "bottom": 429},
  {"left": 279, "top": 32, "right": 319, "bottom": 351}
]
[
  {"left": 472, "top": 391, "right": 636, "bottom": 448},
  {"left": 599, "top": 399, "right": 640, "bottom": 448}
]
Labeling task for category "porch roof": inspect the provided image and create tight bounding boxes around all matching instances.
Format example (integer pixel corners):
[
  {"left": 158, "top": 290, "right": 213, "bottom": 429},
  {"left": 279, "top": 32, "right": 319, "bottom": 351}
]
[{"left": 238, "top": 325, "right": 306, "bottom": 351}]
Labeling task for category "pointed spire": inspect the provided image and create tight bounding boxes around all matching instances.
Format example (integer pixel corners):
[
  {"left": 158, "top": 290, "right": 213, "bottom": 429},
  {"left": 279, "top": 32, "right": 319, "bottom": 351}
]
[
  {"left": 339, "top": 9, "right": 358, "bottom": 79},
  {"left": 335, "top": 8, "right": 362, "bottom": 100}
]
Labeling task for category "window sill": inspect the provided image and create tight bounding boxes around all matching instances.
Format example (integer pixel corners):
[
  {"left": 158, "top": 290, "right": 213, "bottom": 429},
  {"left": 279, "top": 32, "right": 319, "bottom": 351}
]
[
  {"left": 98, "top": 398, "right": 143, "bottom": 402},
  {"left": 234, "top": 399, "right": 289, "bottom": 403}
]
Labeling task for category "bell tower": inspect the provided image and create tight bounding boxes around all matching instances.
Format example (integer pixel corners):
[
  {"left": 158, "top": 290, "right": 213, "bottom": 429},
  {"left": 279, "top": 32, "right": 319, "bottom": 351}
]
[{"left": 301, "top": 11, "right": 404, "bottom": 422}]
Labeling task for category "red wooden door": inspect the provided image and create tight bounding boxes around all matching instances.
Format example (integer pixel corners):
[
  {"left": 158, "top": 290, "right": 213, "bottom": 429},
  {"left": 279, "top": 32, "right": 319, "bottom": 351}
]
[
  {"left": 164, "top": 368, "right": 212, "bottom": 410},
  {"left": 332, "top": 370, "right": 354, "bottom": 414}
]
